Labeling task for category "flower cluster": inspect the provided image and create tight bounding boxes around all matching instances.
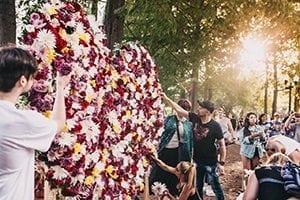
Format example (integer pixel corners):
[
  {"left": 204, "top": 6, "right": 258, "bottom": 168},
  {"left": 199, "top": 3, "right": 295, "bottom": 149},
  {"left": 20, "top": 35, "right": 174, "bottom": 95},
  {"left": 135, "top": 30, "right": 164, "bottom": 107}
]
[
  {"left": 19, "top": 0, "right": 164, "bottom": 198},
  {"left": 151, "top": 182, "right": 169, "bottom": 197}
]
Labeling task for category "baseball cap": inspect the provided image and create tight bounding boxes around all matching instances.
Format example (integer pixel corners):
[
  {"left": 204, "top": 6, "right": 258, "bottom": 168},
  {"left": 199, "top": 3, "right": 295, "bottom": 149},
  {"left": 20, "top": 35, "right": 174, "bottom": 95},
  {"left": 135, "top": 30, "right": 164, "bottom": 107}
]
[{"left": 197, "top": 100, "right": 215, "bottom": 113}]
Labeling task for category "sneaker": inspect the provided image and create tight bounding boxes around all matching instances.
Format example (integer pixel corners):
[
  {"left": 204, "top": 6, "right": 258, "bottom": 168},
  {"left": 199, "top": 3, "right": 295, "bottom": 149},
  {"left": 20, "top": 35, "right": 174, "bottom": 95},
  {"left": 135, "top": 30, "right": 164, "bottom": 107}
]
[{"left": 205, "top": 185, "right": 215, "bottom": 197}]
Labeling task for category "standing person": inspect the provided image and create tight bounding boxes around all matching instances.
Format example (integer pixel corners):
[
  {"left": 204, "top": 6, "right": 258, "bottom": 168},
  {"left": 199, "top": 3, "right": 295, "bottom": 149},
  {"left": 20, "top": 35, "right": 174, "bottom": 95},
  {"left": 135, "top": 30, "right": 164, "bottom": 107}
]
[
  {"left": 238, "top": 112, "right": 266, "bottom": 190},
  {"left": 0, "top": 47, "right": 69, "bottom": 200},
  {"left": 258, "top": 113, "right": 272, "bottom": 136},
  {"left": 269, "top": 112, "right": 282, "bottom": 137},
  {"left": 283, "top": 112, "right": 300, "bottom": 142},
  {"left": 216, "top": 108, "right": 235, "bottom": 145},
  {"left": 150, "top": 99, "right": 194, "bottom": 196},
  {"left": 229, "top": 114, "right": 237, "bottom": 133},
  {"left": 243, "top": 153, "right": 293, "bottom": 200},
  {"left": 238, "top": 117, "right": 244, "bottom": 131},
  {"left": 163, "top": 93, "right": 226, "bottom": 200}
]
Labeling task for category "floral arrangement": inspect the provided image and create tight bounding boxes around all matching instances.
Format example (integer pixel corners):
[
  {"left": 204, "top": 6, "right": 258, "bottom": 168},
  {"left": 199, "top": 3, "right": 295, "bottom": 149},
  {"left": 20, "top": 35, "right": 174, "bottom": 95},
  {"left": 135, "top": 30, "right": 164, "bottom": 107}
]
[
  {"left": 19, "top": 0, "right": 164, "bottom": 198},
  {"left": 151, "top": 182, "right": 169, "bottom": 197}
]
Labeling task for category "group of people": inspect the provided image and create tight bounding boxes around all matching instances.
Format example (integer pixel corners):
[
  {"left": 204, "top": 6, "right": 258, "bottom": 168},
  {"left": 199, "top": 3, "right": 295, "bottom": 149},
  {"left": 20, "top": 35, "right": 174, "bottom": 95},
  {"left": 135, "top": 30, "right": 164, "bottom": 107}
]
[
  {"left": 237, "top": 111, "right": 300, "bottom": 199},
  {"left": 148, "top": 95, "right": 227, "bottom": 200},
  {"left": 0, "top": 46, "right": 299, "bottom": 200},
  {"left": 238, "top": 112, "right": 300, "bottom": 171},
  {"left": 148, "top": 97, "right": 300, "bottom": 200},
  {"left": 0, "top": 46, "right": 227, "bottom": 200}
]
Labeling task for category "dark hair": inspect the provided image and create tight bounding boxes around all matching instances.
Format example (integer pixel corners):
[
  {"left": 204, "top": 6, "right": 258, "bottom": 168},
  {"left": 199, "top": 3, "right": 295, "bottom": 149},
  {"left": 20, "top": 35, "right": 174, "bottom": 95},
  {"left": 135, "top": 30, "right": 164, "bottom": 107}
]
[
  {"left": 178, "top": 99, "right": 192, "bottom": 111},
  {"left": 258, "top": 113, "right": 267, "bottom": 125},
  {"left": 243, "top": 112, "right": 257, "bottom": 137},
  {"left": 197, "top": 100, "right": 215, "bottom": 113},
  {"left": 0, "top": 46, "right": 37, "bottom": 92}
]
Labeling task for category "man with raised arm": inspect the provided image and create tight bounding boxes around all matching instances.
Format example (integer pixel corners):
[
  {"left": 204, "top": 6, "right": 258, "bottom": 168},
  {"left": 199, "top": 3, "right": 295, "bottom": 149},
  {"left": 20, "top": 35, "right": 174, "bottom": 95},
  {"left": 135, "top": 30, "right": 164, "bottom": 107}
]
[
  {"left": 163, "top": 93, "right": 226, "bottom": 200},
  {"left": 0, "top": 46, "right": 70, "bottom": 200}
]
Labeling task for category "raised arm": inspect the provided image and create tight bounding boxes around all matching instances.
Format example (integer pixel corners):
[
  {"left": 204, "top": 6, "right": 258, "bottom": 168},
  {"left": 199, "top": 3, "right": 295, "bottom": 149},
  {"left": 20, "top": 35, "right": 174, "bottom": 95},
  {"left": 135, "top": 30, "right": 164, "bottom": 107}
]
[
  {"left": 283, "top": 112, "right": 295, "bottom": 130},
  {"left": 162, "top": 93, "right": 189, "bottom": 118},
  {"left": 143, "top": 167, "right": 151, "bottom": 200},
  {"left": 51, "top": 73, "right": 70, "bottom": 132},
  {"left": 152, "top": 155, "right": 177, "bottom": 176}
]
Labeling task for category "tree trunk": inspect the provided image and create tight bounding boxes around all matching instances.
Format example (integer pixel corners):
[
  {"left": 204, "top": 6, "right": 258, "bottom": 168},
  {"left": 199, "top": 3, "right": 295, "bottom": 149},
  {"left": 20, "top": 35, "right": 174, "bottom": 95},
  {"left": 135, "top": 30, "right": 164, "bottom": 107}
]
[
  {"left": 295, "top": 85, "right": 300, "bottom": 112},
  {"left": 264, "top": 64, "right": 269, "bottom": 114},
  {"left": 272, "top": 61, "right": 278, "bottom": 116},
  {"left": 190, "top": 67, "right": 199, "bottom": 111},
  {"left": 104, "top": 0, "right": 125, "bottom": 49},
  {"left": 0, "top": 0, "right": 16, "bottom": 45}
]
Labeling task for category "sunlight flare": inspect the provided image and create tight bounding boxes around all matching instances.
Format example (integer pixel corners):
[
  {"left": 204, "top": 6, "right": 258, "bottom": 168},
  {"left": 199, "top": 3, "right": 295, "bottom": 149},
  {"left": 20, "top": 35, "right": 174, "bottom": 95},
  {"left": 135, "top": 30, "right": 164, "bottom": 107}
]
[{"left": 239, "top": 35, "right": 268, "bottom": 73}]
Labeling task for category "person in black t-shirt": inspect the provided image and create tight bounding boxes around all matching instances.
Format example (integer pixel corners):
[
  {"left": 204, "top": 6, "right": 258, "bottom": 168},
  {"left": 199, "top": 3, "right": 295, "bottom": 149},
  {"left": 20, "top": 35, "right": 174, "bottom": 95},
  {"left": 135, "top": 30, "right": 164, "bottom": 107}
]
[{"left": 163, "top": 93, "right": 226, "bottom": 200}]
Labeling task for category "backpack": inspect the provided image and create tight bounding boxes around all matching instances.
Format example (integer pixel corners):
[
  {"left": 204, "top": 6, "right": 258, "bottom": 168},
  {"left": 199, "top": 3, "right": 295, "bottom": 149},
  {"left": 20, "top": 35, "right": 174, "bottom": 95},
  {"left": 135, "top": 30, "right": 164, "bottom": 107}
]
[{"left": 281, "top": 161, "right": 300, "bottom": 197}]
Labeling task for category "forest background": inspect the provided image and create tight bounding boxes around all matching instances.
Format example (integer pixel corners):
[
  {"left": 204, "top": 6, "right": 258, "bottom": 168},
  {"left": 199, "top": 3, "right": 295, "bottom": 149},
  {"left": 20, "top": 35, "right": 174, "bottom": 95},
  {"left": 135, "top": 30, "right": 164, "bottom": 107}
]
[{"left": 0, "top": 0, "right": 299, "bottom": 117}]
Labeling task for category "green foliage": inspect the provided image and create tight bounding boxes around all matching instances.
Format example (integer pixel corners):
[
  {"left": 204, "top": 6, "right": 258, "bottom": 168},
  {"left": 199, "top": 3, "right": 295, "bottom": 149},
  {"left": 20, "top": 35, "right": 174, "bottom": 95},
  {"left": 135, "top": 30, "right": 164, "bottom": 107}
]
[
  {"left": 16, "top": 0, "right": 300, "bottom": 114},
  {"left": 119, "top": 0, "right": 299, "bottom": 114}
]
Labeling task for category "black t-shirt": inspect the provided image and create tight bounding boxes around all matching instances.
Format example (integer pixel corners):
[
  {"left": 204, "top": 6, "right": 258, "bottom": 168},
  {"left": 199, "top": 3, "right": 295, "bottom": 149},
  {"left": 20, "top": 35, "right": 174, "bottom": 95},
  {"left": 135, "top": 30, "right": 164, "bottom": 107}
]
[
  {"left": 189, "top": 112, "right": 223, "bottom": 165},
  {"left": 255, "top": 166, "right": 291, "bottom": 200}
]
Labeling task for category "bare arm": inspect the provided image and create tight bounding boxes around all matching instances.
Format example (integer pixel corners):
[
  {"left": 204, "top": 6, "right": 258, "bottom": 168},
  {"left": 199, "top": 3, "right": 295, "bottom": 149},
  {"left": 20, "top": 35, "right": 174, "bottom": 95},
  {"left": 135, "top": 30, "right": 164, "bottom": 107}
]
[
  {"left": 243, "top": 172, "right": 259, "bottom": 200},
  {"left": 187, "top": 165, "right": 196, "bottom": 188},
  {"left": 284, "top": 113, "right": 295, "bottom": 130},
  {"left": 152, "top": 156, "right": 177, "bottom": 176},
  {"left": 178, "top": 184, "right": 193, "bottom": 200},
  {"left": 51, "top": 74, "right": 70, "bottom": 132},
  {"left": 218, "top": 138, "right": 226, "bottom": 162},
  {"left": 217, "top": 138, "right": 226, "bottom": 174},
  {"left": 162, "top": 93, "right": 189, "bottom": 119},
  {"left": 143, "top": 168, "right": 150, "bottom": 200}
]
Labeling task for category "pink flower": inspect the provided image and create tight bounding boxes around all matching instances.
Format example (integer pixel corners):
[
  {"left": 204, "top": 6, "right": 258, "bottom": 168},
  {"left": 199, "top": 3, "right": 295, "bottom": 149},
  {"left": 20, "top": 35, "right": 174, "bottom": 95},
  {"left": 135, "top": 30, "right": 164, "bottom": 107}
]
[{"left": 20, "top": 1, "right": 164, "bottom": 198}]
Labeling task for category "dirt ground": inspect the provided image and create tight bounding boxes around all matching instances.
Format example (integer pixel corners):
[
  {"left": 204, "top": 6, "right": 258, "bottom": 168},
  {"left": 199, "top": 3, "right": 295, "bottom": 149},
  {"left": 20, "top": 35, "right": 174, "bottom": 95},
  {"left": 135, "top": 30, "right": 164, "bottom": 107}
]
[{"left": 204, "top": 143, "right": 243, "bottom": 200}]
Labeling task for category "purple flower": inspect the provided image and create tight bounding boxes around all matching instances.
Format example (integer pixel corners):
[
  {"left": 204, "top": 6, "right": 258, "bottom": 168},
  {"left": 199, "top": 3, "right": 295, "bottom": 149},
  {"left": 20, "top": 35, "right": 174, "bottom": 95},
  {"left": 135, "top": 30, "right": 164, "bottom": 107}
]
[
  {"left": 30, "top": 13, "right": 40, "bottom": 23},
  {"left": 32, "top": 80, "right": 48, "bottom": 93},
  {"left": 53, "top": 57, "right": 72, "bottom": 75}
]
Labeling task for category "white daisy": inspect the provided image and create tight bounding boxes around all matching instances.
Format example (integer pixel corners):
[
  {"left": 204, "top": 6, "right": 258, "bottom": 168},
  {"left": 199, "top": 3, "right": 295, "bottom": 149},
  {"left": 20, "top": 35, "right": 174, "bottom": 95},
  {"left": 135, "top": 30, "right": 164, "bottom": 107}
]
[
  {"left": 85, "top": 151, "right": 100, "bottom": 166},
  {"left": 37, "top": 29, "right": 56, "bottom": 49},
  {"left": 71, "top": 174, "right": 85, "bottom": 185},
  {"left": 151, "top": 182, "right": 168, "bottom": 196},
  {"left": 52, "top": 166, "right": 69, "bottom": 180},
  {"left": 58, "top": 132, "right": 76, "bottom": 147}
]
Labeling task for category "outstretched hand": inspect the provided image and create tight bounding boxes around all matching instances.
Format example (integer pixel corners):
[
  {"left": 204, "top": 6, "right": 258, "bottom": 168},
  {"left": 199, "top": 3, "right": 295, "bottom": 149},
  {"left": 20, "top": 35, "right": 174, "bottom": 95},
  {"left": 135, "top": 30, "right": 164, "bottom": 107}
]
[
  {"left": 56, "top": 72, "right": 71, "bottom": 90},
  {"left": 161, "top": 92, "right": 167, "bottom": 99}
]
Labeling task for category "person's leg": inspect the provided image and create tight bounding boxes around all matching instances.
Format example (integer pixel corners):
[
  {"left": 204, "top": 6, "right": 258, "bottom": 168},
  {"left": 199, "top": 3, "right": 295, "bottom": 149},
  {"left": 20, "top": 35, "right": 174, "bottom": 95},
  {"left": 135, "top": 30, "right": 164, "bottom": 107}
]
[
  {"left": 250, "top": 156, "right": 260, "bottom": 170},
  {"left": 206, "top": 164, "right": 225, "bottom": 200},
  {"left": 241, "top": 155, "right": 251, "bottom": 191},
  {"left": 250, "top": 148, "right": 260, "bottom": 169},
  {"left": 195, "top": 163, "right": 206, "bottom": 199}
]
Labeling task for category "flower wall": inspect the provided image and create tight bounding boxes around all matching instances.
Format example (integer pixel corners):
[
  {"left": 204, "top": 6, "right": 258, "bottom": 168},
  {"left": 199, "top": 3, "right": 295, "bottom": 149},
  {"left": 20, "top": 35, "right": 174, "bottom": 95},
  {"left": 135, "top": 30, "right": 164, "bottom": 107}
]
[{"left": 19, "top": 0, "right": 164, "bottom": 198}]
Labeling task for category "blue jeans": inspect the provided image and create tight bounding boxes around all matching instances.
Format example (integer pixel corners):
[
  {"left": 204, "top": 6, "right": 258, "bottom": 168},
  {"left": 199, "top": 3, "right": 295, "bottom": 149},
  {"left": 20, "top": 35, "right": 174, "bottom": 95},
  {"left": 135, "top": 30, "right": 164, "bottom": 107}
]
[{"left": 196, "top": 162, "right": 225, "bottom": 200}]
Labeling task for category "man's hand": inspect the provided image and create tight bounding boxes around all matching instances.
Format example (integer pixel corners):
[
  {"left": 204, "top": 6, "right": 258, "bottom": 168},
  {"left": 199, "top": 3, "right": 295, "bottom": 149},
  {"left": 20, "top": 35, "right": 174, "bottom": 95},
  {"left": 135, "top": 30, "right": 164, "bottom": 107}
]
[
  {"left": 56, "top": 72, "right": 71, "bottom": 90},
  {"left": 217, "top": 165, "right": 225, "bottom": 175}
]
